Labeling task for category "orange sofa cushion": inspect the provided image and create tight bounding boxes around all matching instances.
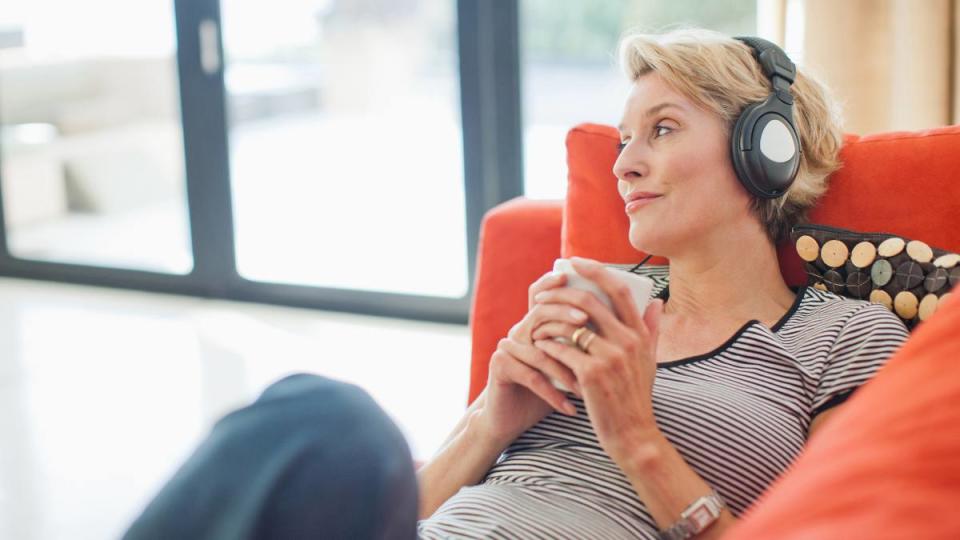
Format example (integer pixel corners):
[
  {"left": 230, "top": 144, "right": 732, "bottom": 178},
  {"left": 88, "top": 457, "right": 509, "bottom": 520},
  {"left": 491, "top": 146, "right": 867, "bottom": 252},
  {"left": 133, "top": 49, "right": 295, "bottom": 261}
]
[
  {"left": 561, "top": 123, "right": 960, "bottom": 283},
  {"left": 722, "top": 288, "right": 960, "bottom": 539},
  {"left": 468, "top": 198, "right": 564, "bottom": 403}
]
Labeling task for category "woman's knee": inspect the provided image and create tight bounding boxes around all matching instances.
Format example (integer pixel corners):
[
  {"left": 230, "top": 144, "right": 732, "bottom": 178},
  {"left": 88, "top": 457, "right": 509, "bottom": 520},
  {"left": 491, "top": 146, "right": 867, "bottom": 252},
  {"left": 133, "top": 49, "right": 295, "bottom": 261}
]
[
  {"left": 245, "top": 373, "right": 363, "bottom": 420},
  {"left": 247, "top": 374, "right": 419, "bottom": 538},
  {"left": 124, "top": 373, "right": 418, "bottom": 539},
  {"left": 258, "top": 372, "right": 349, "bottom": 401},
  {"left": 242, "top": 373, "right": 411, "bottom": 458}
]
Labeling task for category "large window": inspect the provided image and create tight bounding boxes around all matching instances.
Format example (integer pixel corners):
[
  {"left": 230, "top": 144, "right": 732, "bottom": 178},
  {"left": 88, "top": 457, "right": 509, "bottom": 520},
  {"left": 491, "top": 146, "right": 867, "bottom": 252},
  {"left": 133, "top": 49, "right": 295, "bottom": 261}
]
[
  {"left": 0, "top": 0, "right": 192, "bottom": 273},
  {"left": 0, "top": 0, "right": 482, "bottom": 323},
  {"left": 221, "top": 0, "right": 468, "bottom": 298},
  {"left": 520, "top": 0, "right": 758, "bottom": 200}
]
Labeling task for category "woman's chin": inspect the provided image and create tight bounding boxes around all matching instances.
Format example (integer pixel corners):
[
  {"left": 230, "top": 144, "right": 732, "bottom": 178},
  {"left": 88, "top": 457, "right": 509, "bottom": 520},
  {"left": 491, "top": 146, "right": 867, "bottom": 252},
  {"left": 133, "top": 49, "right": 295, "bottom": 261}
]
[{"left": 628, "top": 227, "right": 662, "bottom": 256}]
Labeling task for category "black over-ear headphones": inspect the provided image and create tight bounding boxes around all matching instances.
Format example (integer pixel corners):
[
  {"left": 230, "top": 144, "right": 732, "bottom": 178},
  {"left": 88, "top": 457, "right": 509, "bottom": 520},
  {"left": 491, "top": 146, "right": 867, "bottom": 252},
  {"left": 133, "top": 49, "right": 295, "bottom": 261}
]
[{"left": 730, "top": 36, "right": 802, "bottom": 199}]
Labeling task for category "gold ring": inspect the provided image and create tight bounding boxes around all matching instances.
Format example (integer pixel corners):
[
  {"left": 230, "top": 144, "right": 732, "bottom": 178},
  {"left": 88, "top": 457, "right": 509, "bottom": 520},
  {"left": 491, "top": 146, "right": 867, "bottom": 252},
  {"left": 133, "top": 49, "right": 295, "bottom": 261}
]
[
  {"left": 579, "top": 331, "right": 597, "bottom": 353},
  {"left": 571, "top": 326, "right": 590, "bottom": 349}
]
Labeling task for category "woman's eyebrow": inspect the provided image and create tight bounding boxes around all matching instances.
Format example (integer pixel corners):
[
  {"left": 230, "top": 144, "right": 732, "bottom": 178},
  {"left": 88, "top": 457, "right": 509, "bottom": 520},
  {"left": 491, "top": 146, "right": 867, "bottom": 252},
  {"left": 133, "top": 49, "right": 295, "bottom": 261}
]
[
  {"left": 644, "top": 102, "right": 684, "bottom": 118},
  {"left": 618, "top": 102, "right": 685, "bottom": 132}
]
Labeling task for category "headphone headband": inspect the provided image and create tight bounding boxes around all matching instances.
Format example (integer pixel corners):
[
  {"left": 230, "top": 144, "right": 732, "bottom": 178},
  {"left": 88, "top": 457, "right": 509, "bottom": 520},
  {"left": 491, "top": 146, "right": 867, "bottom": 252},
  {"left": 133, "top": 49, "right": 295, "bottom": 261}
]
[
  {"left": 728, "top": 36, "right": 802, "bottom": 200},
  {"left": 733, "top": 36, "right": 796, "bottom": 87},
  {"left": 733, "top": 36, "right": 797, "bottom": 97}
]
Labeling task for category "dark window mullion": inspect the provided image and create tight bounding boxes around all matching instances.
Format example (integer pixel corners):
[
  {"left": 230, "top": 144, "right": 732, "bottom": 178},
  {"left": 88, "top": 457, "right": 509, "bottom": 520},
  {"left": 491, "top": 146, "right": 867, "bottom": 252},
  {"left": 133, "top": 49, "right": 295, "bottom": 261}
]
[
  {"left": 174, "top": 0, "right": 239, "bottom": 296},
  {"left": 458, "top": 0, "right": 524, "bottom": 222}
]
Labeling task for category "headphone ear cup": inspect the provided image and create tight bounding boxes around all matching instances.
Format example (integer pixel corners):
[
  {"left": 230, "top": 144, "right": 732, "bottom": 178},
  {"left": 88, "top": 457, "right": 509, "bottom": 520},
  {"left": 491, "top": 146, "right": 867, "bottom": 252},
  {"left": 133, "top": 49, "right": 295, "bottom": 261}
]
[
  {"left": 730, "top": 101, "right": 768, "bottom": 198},
  {"left": 730, "top": 97, "right": 801, "bottom": 199}
]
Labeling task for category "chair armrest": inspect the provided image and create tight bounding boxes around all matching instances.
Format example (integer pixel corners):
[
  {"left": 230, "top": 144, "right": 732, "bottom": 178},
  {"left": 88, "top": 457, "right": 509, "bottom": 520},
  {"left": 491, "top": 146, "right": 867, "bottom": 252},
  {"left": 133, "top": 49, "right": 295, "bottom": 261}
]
[{"left": 468, "top": 196, "right": 564, "bottom": 406}]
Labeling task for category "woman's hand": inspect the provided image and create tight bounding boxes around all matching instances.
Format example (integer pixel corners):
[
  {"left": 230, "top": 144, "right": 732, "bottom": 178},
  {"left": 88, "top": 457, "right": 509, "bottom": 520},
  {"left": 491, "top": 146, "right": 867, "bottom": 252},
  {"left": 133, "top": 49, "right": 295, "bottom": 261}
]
[
  {"left": 472, "top": 269, "right": 591, "bottom": 450},
  {"left": 528, "top": 257, "right": 665, "bottom": 466}
]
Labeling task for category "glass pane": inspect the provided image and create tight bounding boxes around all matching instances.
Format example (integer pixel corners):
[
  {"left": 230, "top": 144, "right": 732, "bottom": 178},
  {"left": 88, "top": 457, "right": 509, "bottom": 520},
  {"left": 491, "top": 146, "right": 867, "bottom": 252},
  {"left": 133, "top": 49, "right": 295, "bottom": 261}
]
[
  {"left": 520, "top": 0, "right": 758, "bottom": 200},
  {"left": 222, "top": 0, "right": 467, "bottom": 298},
  {"left": 0, "top": 1, "right": 193, "bottom": 273}
]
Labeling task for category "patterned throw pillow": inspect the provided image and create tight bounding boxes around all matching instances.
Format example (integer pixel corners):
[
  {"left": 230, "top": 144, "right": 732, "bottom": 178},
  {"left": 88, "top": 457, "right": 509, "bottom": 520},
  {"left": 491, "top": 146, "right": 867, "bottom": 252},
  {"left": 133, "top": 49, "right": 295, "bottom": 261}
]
[{"left": 790, "top": 224, "right": 959, "bottom": 330}]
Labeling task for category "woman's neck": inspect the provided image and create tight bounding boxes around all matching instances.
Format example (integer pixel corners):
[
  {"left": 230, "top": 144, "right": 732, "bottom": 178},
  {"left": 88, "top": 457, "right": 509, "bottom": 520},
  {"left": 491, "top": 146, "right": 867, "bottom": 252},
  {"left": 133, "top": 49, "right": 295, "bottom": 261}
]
[{"left": 661, "top": 225, "right": 795, "bottom": 328}]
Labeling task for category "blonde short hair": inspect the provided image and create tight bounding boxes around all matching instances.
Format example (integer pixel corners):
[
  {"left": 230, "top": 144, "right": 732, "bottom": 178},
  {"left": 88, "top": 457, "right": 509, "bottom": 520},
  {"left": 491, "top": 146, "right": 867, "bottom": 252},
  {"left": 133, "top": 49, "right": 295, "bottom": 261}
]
[{"left": 617, "top": 27, "right": 844, "bottom": 244}]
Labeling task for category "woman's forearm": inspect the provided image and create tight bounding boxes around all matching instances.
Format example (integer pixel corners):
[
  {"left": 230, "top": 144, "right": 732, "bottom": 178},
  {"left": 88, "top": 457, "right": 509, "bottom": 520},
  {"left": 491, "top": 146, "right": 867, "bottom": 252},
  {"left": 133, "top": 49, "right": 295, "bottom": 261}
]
[
  {"left": 416, "top": 409, "right": 505, "bottom": 520},
  {"left": 435, "top": 389, "right": 486, "bottom": 450},
  {"left": 621, "top": 429, "right": 737, "bottom": 539}
]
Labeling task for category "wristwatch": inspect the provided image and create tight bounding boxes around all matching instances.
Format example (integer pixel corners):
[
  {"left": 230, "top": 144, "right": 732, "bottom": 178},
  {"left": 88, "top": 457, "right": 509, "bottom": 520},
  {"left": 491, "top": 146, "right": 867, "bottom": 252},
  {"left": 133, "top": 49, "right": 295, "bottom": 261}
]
[{"left": 657, "top": 489, "right": 726, "bottom": 540}]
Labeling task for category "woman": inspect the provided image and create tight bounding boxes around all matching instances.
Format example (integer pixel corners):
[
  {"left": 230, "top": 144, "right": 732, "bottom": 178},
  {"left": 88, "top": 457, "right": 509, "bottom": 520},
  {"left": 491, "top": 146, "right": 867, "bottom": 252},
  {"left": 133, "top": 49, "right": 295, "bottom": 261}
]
[
  {"left": 124, "top": 28, "right": 910, "bottom": 540},
  {"left": 416, "top": 29, "right": 910, "bottom": 539}
]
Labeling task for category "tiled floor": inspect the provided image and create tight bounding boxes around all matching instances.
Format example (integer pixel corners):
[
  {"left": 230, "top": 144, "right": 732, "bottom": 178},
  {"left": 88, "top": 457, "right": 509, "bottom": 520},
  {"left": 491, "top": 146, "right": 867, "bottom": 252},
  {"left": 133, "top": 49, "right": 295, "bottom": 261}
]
[{"left": 0, "top": 277, "right": 472, "bottom": 540}]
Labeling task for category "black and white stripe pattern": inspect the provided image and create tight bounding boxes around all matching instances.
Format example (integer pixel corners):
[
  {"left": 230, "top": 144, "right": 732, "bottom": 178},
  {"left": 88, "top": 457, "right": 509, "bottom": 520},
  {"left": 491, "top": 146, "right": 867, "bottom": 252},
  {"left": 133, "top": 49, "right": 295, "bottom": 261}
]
[{"left": 418, "top": 264, "right": 909, "bottom": 539}]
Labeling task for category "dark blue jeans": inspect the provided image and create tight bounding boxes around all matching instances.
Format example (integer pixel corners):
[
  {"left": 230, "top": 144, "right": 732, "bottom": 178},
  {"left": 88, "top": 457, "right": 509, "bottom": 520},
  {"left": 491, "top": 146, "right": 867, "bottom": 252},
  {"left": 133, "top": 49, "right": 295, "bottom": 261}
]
[{"left": 123, "top": 373, "right": 419, "bottom": 540}]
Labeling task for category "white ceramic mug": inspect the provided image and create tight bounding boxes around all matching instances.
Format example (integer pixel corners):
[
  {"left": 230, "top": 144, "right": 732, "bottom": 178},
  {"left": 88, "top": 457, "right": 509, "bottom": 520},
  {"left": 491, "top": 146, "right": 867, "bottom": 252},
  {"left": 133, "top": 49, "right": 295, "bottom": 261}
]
[{"left": 545, "top": 258, "right": 655, "bottom": 392}]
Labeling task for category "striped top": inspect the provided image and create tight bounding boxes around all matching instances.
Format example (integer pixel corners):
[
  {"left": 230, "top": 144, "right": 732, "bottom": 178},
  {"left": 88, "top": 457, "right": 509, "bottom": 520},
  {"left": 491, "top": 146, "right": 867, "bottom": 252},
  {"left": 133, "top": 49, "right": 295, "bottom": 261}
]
[{"left": 418, "top": 264, "right": 910, "bottom": 539}]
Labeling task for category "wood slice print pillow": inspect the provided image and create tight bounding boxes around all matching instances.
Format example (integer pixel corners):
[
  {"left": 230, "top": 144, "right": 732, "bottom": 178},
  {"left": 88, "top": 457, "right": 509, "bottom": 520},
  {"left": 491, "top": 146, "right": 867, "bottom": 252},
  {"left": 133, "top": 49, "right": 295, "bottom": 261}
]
[{"left": 791, "top": 224, "right": 959, "bottom": 331}]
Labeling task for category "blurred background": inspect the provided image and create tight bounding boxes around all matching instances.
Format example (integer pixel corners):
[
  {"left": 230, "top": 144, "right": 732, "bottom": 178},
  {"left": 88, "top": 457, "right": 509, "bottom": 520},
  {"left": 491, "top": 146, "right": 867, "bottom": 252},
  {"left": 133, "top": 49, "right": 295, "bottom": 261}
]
[{"left": 0, "top": 0, "right": 957, "bottom": 538}]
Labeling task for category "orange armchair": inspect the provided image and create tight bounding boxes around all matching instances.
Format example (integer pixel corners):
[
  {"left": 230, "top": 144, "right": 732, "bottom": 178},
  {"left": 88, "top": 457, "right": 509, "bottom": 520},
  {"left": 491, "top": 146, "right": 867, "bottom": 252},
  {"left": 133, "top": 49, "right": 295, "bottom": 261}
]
[{"left": 465, "top": 122, "right": 960, "bottom": 538}]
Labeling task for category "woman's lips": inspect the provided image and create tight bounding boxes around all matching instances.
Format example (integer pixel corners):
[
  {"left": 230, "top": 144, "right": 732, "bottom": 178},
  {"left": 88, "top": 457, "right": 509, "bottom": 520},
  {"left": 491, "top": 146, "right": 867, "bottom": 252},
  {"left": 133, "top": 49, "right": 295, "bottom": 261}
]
[{"left": 625, "top": 196, "right": 662, "bottom": 213}]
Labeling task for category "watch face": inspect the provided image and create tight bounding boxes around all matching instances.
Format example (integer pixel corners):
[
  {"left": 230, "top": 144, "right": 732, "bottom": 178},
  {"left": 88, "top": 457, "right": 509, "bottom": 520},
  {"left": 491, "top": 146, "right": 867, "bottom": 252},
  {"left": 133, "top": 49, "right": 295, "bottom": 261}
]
[{"left": 689, "top": 504, "right": 716, "bottom": 530}]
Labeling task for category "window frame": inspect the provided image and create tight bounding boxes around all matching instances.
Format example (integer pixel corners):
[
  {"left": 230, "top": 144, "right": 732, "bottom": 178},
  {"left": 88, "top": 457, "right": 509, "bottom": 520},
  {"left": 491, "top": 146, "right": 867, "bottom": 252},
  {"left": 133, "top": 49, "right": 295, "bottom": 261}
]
[{"left": 0, "top": 0, "right": 524, "bottom": 325}]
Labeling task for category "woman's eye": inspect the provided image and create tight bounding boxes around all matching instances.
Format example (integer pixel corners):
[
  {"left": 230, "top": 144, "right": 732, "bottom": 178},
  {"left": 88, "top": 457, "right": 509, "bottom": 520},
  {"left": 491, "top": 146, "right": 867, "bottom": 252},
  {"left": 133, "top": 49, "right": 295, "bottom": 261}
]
[
  {"left": 653, "top": 124, "right": 672, "bottom": 138},
  {"left": 618, "top": 125, "right": 671, "bottom": 153}
]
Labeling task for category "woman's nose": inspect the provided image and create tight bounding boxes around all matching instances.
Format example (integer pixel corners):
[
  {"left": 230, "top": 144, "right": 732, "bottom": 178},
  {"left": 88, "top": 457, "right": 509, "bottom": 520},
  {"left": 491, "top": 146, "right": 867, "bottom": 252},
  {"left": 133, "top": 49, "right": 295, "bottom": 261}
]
[{"left": 613, "top": 148, "right": 647, "bottom": 181}]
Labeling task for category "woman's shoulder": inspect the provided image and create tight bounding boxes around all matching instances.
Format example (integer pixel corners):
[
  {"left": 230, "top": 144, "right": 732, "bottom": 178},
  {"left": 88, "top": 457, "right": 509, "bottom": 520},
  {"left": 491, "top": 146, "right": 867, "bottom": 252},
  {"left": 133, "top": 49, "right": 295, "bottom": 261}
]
[{"left": 790, "top": 286, "right": 909, "bottom": 335}]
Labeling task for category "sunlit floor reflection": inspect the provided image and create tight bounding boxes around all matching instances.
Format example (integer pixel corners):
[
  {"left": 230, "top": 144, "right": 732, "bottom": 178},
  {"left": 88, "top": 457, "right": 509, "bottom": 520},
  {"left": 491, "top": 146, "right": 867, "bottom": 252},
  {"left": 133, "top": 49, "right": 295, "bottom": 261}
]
[{"left": 0, "top": 277, "right": 470, "bottom": 540}]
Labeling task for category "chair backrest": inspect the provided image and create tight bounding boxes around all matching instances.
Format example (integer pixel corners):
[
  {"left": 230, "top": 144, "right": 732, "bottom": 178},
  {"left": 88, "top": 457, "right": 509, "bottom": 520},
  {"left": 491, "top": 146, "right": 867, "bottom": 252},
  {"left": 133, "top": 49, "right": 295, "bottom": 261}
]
[{"left": 562, "top": 123, "right": 960, "bottom": 286}]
